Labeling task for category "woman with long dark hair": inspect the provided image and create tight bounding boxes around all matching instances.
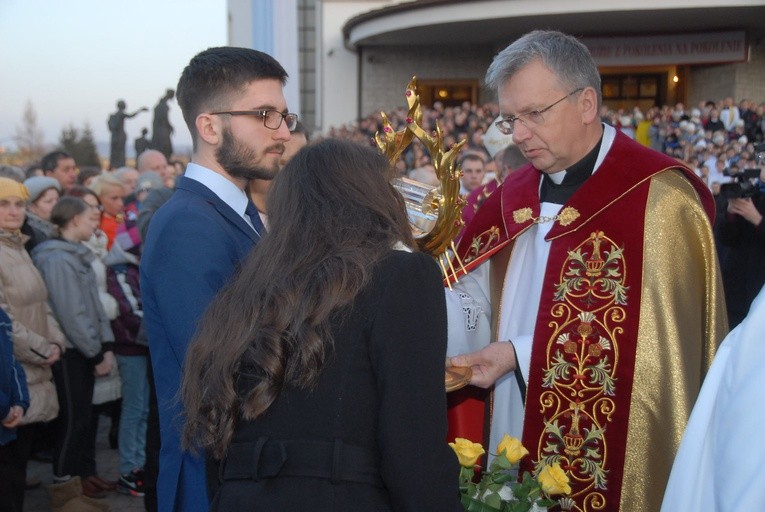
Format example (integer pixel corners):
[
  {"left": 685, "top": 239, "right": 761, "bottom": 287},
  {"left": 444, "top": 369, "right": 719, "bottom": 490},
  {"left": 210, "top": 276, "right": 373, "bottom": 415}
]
[{"left": 182, "top": 139, "right": 461, "bottom": 511}]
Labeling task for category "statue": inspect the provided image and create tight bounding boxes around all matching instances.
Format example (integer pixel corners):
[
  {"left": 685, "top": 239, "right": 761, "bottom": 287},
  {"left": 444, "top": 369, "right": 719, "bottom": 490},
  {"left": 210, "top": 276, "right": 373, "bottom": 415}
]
[
  {"left": 108, "top": 100, "right": 148, "bottom": 169},
  {"left": 150, "top": 89, "right": 175, "bottom": 160},
  {"left": 135, "top": 128, "right": 150, "bottom": 158}
]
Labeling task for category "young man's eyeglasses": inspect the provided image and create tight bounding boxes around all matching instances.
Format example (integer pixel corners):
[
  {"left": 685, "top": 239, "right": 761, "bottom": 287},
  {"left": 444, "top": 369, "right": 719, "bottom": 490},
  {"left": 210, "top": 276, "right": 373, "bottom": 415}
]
[
  {"left": 495, "top": 88, "right": 584, "bottom": 135},
  {"left": 208, "top": 109, "right": 299, "bottom": 132}
]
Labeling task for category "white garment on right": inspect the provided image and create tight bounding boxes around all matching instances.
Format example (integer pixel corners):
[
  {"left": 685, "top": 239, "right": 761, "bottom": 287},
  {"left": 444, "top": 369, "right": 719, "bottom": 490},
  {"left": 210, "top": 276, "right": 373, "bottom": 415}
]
[{"left": 661, "top": 285, "right": 765, "bottom": 511}]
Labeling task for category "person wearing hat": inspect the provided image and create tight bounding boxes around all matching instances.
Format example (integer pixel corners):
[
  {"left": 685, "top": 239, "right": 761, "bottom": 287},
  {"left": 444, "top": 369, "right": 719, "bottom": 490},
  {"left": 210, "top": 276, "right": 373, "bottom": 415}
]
[
  {"left": 0, "top": 177, "right": 66, "bottom": 510},
  {"left": 23, "top": 176, "right": 61, "bottom": 248},
  {"left": 133, "top": 172, "right": 164, "bottom": 206}
]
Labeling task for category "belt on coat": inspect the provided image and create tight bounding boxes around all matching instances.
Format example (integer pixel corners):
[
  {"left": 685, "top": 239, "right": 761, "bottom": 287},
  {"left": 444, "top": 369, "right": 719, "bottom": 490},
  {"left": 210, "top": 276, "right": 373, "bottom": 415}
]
[{"left": 219, "top": 437, "right": 384, "bottom": 488}]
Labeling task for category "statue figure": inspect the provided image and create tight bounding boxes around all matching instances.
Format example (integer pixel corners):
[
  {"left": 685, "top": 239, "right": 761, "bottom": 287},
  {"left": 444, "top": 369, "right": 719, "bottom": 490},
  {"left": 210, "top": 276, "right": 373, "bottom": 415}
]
[
  {"left": 150, "top": 89, "right": 175, "bottom": 160},
  {"left": 108, "top": 100, "right": 148, "bottom": 169},
  {"left": 135, "top": 128, "right": 150, "bottom": 158}
]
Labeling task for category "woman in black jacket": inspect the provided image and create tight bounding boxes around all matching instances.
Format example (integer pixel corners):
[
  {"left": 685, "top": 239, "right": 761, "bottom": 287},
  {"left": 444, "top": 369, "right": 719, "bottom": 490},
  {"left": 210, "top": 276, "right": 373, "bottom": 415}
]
[{"left": 182, "top": 139, "right": 462, "bottom": 511}]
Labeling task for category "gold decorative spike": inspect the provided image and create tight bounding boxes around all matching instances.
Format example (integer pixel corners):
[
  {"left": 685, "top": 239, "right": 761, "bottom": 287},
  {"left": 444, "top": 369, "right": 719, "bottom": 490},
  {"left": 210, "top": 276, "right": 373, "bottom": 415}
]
[{"left": 376, "top": 77, "right": 467, "bottom": 277}]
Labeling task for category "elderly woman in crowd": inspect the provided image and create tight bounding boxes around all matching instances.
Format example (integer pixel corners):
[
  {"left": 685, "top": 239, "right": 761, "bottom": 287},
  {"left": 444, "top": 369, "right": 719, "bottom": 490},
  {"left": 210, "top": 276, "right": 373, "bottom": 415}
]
[{"left": 0, "top": 177, "right": 65, "bottom": 511}]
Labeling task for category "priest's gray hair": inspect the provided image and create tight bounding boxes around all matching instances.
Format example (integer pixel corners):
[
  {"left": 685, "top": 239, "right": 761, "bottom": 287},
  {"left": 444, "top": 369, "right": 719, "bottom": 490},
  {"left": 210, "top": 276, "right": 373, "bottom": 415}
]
[{"left": 485, "top": 30, "right": 602, "bottom": 108}]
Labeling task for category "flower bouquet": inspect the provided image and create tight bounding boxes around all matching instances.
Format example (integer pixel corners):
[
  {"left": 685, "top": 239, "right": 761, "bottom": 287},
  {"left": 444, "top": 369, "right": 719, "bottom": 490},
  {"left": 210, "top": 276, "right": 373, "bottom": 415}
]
[{"left": 450, "top": 435, "right": 571, "bottom": 512}]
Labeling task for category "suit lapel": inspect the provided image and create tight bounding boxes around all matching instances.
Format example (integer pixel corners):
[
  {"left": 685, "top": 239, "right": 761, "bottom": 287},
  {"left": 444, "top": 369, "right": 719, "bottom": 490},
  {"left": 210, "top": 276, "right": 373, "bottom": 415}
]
[{"left": 175, "top": 176, "right": 261, "bottom": 243}]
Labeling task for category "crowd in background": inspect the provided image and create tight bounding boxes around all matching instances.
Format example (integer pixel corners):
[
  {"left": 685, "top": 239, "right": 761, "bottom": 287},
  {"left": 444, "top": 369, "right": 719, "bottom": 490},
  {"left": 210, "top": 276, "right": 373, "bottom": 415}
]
[
  {"left": 0, "top": 149, "right": 176, "bottom": 510},
  {"left": 1, "top": 93, "right": 764, "bottom": 511},
  {"left": 329, "top": 96, "right": 765, "bottom": 193}
]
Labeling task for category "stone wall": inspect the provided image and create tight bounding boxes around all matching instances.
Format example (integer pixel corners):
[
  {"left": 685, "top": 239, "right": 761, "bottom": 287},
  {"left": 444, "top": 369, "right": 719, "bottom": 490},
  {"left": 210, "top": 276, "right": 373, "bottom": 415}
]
[
  {"left": 356, "top": 38, "right": 765, "bottom": 122},
  {"left": 359, "top": 44, "right": 496, "bottom": 116},
  {"left": 689, "top": 35, "right": 765, "bottom": 105}
]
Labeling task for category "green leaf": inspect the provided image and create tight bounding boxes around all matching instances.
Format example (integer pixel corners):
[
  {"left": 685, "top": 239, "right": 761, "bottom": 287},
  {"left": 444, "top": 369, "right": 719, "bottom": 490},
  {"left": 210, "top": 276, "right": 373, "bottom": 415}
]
[
  {"left": 604, "top": 245, "right": 623, "bottom": 264},
  {"left": 582, "top": 424, "right": 606, "bottom": 444},
  {"left": 507, "top": 501, "right": 533, "bottom": 512},
  {"left": 484, "top": 492, "right": 502, "bottom": 509},
  {"left": 584, "top": 447, "right": 601, "bottom": 460},
  {"left": 492, "top": 472, "right": 516, "bottom": 484},
  {"left": 486, "top": 482, "right": 503, "bottom": 493},
  {"left": 491, "top": 452, "right": 513, "bottom": 470},
  {"left": 542, "top": 352, "right": 574, "bottom": 387},
  {"left": 542, "top": 442, "right": 561, "bottom": 455},
  {"left": 613, "top": 281, "right": 629, "bottom": 305},
  {"left": 586, "top": 357, "right": 616, "bottom": 395},
  {"left": 580, "top": 457, "right": 609, "bottom": 489},
  {"left": 461, "top": 495, "right": 501, "bottom": 512},
  {"left": 568, "top": 249, "right": 585, "bottom": 265}
]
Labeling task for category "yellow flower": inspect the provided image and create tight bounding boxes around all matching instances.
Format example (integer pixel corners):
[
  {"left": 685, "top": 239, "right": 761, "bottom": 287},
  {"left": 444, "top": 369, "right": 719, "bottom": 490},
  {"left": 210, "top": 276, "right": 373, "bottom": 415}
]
[
  {"left": 448, "top": 438, "right": 485, "bottom": 467},
  {"left": 538, "top": 463, "right": 572, "bottom": 495},
  {"left": 496, "top": 434, "right": 529, "bottom": 465}
]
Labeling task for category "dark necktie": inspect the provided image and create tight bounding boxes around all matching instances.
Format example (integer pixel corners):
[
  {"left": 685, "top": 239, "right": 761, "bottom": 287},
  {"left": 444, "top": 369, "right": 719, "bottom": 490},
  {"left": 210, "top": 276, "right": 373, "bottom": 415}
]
[{"left": 244, "top": 201, "right": 265, "bottom": 237}]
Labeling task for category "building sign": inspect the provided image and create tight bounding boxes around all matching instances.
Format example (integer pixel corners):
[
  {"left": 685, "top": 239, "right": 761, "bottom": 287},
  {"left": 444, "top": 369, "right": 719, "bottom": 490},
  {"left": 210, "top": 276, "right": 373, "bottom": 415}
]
[{"left": 581, "top": 31, "right": 747, "bottom": 66}]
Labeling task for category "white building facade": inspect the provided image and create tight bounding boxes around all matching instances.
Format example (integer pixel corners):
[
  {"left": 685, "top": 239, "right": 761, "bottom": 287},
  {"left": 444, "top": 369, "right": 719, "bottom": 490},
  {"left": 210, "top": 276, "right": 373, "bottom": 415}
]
[{"left": 228, "top": 0, "right": 765, "bottom": 134}]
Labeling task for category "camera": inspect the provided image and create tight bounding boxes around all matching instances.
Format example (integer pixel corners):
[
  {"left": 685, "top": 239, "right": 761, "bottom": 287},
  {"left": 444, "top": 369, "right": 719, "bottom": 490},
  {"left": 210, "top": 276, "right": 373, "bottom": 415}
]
[{"left": 720, "top": 167, "right": 761, "bottom": 199}]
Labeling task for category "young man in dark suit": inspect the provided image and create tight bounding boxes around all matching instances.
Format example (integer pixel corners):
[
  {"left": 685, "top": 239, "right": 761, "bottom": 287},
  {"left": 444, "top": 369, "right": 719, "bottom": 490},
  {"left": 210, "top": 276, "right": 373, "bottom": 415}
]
[{"left": 140, "top": 47, "right": 296, "bottom": 512}]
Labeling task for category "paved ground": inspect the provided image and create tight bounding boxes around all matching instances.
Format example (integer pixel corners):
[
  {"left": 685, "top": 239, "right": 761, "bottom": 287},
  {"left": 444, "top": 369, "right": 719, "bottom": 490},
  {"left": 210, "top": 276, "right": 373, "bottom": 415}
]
[{"left": 24, "top": 419, "right": 145, "bottom": 512}]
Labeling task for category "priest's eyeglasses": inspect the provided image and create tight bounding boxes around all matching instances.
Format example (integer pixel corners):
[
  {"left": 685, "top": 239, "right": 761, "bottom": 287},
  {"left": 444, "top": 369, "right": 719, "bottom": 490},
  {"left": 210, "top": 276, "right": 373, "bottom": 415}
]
[
  {"left": 208, "top": 109, "right": 299, "bottom": 132},
  {"left": 495, "top": 88, "right": 584, "bottom": 135}
]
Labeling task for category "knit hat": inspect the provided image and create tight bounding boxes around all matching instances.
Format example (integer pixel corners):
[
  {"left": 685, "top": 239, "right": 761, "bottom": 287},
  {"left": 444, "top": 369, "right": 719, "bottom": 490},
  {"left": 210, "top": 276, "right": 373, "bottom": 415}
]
[
  {"left": 23, "top": 176, "right": 61, "bottom": 203},
  {"left": 134, "top": 171, "right": 164, "bottom": 193},
  {"left": 0, "top": 177, "right": 29, "bottom": 201}
]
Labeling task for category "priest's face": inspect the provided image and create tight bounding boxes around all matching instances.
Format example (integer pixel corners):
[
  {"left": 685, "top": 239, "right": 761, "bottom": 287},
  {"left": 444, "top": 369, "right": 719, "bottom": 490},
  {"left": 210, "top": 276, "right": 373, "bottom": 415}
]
[{"left": 498, "top": 60, "right": 594, "bottom": 174}]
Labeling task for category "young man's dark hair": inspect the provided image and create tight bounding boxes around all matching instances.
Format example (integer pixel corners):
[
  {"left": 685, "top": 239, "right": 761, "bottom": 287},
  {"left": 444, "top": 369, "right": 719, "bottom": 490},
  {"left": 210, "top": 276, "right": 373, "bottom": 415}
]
[
  {"left": 40, "top": 151, "right": 72, "bottom": 173},
  {"left": 458, "top": 152, "right": 486, "bottom": 167},
  {"left": 175, "top": 47, "right": 288, "bottom": 148}
]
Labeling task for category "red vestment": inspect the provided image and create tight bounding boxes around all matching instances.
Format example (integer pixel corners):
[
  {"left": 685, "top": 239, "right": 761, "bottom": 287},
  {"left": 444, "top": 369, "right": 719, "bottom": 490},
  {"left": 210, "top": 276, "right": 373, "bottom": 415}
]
[{"left": 448, "top": 132, "right": 727, "bottom": 511}]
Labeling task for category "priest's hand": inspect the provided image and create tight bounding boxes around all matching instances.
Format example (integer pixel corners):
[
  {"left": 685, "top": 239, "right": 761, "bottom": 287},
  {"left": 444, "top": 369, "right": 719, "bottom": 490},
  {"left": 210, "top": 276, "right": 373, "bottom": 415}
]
[{"left": 449, "top": 341, "right": 517, "bottom": 388}]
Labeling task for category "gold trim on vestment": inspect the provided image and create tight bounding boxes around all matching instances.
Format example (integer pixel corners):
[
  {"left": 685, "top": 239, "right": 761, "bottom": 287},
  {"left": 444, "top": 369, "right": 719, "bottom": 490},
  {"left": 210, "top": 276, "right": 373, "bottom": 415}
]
[{"left": 619, "top": 171, "right": 727, "bottom": 512}]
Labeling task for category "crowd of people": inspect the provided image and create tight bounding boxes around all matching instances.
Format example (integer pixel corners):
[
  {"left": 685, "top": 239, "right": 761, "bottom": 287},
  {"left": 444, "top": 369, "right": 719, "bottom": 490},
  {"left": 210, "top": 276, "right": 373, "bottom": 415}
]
[
  {"left": 330, "top": 92, "right": 765, "bottom": 192},
  {"left": 1, "top": 29, "right": 764, "bottom": 512},
  {"left": 0, "top": 149, "right": 178, "bottom": 511}
]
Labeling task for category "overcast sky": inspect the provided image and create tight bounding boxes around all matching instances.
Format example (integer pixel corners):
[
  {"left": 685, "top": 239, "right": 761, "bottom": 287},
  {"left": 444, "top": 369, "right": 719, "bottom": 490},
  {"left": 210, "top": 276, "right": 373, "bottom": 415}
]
[{"left": 0, "top": 0, "right": 228, "bottom": 155}]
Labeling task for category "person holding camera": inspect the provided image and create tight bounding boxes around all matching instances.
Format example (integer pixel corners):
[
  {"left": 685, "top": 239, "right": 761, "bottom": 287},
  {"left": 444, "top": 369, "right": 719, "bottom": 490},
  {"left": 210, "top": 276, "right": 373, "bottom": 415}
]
[{"left": 717, "top": 160, "right": 765, "bottom": 328}]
